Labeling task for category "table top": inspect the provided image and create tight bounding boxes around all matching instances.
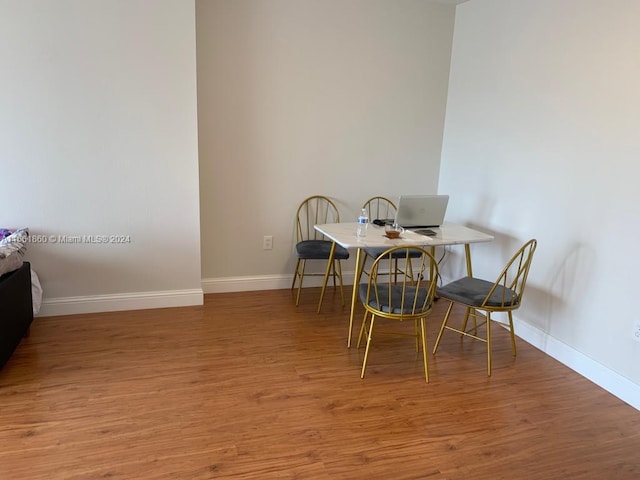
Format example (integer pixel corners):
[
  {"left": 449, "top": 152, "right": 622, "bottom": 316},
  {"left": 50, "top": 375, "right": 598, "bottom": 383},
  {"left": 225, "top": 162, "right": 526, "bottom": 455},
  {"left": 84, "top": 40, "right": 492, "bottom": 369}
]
[{"left": 314, "top": 222, "right": 494, "bottom": 249}]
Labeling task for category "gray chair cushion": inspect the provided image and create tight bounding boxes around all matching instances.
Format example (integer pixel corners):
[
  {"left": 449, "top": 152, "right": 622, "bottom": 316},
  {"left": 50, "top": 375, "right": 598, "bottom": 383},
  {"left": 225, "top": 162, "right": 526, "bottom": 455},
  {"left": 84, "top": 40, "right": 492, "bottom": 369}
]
[
  {"left": 296, "top": 240, "right": 349, "bottom": 260},
  {"left": 437, "top": 276, "right": 519, "bottom": 308},
  {"left": 358, "top": 283, "right": 429, "bottom": 315}
]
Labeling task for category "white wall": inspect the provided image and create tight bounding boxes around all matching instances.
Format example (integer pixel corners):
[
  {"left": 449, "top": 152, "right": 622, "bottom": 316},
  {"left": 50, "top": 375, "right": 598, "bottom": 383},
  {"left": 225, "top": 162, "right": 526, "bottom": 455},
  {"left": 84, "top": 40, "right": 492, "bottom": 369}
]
[
  {"left": 197, "top": 0, "right": 456, "bottom": 289},
  {"left": 440, "top": 0, "right": 640, "bottom": 408},
  {"left": 0, "top": 0, "right": 203, "bottom": 314}
]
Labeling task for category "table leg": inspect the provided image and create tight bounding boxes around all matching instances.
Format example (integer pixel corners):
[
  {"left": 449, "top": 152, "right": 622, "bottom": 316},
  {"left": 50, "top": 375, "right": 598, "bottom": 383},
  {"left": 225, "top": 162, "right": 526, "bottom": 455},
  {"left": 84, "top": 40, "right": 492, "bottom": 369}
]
[
  {"left": 464, "top": 243, "right": 477, "bottom": 331},
  {"left": 464, "top": 243, "right": 473, "bottom": 277},
  {"left": 348, "top": 247, "right": 364, "bottom": 348}
]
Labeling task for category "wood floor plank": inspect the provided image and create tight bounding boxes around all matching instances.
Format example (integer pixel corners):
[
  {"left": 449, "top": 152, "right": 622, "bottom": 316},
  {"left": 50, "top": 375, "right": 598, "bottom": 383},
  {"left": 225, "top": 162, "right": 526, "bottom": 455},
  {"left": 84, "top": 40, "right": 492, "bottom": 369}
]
[{"left": 1, "top": 288, "right": 639, "bottom": 479}]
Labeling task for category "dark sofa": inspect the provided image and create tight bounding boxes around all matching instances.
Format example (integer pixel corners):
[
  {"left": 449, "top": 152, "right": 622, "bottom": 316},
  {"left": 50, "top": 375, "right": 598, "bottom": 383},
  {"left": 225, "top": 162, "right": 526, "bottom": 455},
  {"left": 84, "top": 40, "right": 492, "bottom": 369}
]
[{"left": 0, "top": 261, "right": 33, "bottom": 369}]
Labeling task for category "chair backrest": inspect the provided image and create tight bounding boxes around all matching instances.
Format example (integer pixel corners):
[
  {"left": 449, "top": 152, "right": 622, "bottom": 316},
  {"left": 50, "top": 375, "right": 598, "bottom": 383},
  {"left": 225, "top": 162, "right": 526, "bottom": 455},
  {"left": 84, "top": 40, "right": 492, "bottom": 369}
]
[
  {"left": 363, "top": 246, "right": 439, "bottom": 318},
  {"left": 362, "top": 196, "right": 397, "bottom": 222},
  {"left": 481, "top": 239, "right": 537, "bottom": 309},
  {"left": 295, "top": 195, "right": 341, "bottom": 242}
]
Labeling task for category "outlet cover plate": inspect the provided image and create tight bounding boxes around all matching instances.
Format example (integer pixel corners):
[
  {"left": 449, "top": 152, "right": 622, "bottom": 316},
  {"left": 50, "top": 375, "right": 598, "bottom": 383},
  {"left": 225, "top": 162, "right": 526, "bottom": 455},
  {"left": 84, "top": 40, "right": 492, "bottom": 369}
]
[{"left": 633, "top": 321, "right": 640, "bottom": 343}]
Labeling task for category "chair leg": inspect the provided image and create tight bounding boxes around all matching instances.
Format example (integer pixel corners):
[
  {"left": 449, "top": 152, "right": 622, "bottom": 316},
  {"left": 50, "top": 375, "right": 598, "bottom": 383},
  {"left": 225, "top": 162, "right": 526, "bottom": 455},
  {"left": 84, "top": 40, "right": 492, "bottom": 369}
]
[
  {"left": 291, "top": 258, "right": 301, "bottom": 290},
  {"left": 507, "top": 311, "right": 517, "bottom": 357},
  {"left": 486, "top": 312, "right": 492, "bottom": 377},
  {"left": 295, "top": 260, "right": 307, "bottom": 306},
  {"left": 472, "top": 309, "right": 478, "bottom": 333},
  {"left": 461, "top": 307, "right": 470, "bottom": 336},
  {"left": 420, "top": 318, "right": 429, "bottom": 383},
  {"left": 461, "top": 307, "right": 468, "bottom": 332},
  {"left": 461, "top": 307, "right": 480, "bottom": 336},
  {"left": 433, "top": 301, "right": 453, "bottom": 354},
  {"left": 317, "top": 243, "right": 337, "bottom": 313},
  {"left": 414, "top": 319, "right": 419, "bottom": 352},
  {"left": 361, "top": 315, "right": 376, "bottom": 378},
  {"left": 357, "top": 310, "right": 370, "bottom": 348},
  {"left": 331, "top": 260, "right": 337, "bottom": 288},
  {"left": 335, "top": 259, "right": 346, "bottom": 306}
]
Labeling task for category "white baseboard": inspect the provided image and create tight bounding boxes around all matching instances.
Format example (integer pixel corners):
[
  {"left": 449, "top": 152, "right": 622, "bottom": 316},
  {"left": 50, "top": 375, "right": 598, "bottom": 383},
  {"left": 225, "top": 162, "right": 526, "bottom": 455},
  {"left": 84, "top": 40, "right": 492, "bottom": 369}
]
[
  {"left": 514, "top": 317, "right": 640, "bottom": 411},
  {"left": 201, "top": 271, "right": 357, "bottom": 294},
  {"left": 202, "top": 274, "right": 292, "bottom": 293},
  {"left": 38, "top": 289, "right": 203, "bottom": 317}
]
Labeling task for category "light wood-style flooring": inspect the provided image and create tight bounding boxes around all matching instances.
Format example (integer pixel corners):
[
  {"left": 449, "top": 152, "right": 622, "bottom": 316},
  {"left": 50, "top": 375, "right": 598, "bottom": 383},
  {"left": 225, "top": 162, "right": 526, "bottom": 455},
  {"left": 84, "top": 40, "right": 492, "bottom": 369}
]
[{"left": 1, "top": 288, "right": 639, "bottom": 479}]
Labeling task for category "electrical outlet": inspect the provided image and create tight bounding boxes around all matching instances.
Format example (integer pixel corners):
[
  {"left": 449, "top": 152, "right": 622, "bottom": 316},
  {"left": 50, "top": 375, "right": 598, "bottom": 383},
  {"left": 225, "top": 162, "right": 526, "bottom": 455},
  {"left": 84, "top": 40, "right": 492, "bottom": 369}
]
[
  {"left": 633, "top": 321, "right": 640, "bottom": 343},
  {"left": 263, "top": 235, "right": 273, "bottom": 250}
]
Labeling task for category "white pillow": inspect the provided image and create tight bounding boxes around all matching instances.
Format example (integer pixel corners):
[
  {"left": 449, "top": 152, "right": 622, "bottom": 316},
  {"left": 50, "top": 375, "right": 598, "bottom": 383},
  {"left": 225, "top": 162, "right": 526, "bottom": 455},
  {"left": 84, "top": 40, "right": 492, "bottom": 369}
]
[{"left": 0, "top": 252, "right": 23, "bottom": 276}]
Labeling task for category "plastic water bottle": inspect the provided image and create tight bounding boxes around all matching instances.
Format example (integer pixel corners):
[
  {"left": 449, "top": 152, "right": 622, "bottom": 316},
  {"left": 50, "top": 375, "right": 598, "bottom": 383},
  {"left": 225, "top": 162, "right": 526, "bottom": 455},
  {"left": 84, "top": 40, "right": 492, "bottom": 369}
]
[{"left": 356, "top": 208, "right": 369, "bottom": 237}]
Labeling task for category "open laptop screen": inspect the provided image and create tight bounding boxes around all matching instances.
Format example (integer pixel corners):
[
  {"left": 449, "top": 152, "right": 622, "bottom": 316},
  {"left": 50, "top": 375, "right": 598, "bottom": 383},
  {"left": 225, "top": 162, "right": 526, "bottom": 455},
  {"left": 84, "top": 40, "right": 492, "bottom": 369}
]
[{"left": 395, "top": 195, "right": 449, "bottom": 228}]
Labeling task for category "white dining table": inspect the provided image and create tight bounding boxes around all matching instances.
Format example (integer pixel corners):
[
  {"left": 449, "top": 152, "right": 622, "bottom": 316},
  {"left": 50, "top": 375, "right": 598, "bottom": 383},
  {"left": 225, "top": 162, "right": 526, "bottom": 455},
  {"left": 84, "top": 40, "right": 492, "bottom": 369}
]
[{"left": 313, "top": 222, "right": 494, "bottom": 347}]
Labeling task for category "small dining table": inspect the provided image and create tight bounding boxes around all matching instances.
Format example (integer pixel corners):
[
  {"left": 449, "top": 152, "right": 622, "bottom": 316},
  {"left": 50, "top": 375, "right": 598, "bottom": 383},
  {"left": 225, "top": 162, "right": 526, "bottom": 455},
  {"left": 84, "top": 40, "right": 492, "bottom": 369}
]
[{"left": 313, "top": 222, "right": 494, "bottom": 347}]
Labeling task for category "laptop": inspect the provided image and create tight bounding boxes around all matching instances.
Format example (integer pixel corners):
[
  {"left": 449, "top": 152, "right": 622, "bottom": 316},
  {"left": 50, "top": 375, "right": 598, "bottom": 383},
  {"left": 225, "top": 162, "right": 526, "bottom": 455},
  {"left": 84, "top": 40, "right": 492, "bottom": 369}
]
[{"left": 395, "top": 195, "right": 449, "bottom": 234}]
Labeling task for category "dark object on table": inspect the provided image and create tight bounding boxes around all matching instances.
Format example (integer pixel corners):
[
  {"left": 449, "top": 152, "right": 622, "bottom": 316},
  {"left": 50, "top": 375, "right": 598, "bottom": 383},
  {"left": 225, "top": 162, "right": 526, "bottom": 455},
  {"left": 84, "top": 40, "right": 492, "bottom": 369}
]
[{"left": 372, "top": 218, "right": 394, "bottom": 227}]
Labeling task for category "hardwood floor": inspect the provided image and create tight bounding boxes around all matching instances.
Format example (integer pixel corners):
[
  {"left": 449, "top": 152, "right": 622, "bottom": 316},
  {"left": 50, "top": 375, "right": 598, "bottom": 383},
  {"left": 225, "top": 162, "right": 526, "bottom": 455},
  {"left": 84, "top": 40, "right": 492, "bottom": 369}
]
[{"left": 1, "top": 288, "right": 639, "bottom": 479}]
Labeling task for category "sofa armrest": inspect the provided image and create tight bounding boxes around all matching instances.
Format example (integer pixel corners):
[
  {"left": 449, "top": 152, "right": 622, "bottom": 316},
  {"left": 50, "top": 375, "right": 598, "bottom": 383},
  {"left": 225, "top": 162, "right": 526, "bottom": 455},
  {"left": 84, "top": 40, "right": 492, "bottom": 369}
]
[{"left": 0, "top": 261, "right": 34, "bottom": 369}]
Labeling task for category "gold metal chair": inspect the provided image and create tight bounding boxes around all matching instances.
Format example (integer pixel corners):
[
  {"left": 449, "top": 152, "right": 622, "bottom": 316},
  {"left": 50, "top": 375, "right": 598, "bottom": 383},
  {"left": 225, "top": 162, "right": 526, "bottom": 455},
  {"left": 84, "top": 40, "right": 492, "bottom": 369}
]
[
  {"left": 292, "top": 195, "right": 350, "bottom": 313},
  {"left": 361, "top": 196, "right": 420, "bottom": 282},
  {"left": 432, "top": 239, "right": 537, "bottom": 376},
  {"left": 363, "top": 196, "right": 397, "bottom": 225},
  {"left": 357, "top": 246, "right": 440, "bottom": 382}
]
